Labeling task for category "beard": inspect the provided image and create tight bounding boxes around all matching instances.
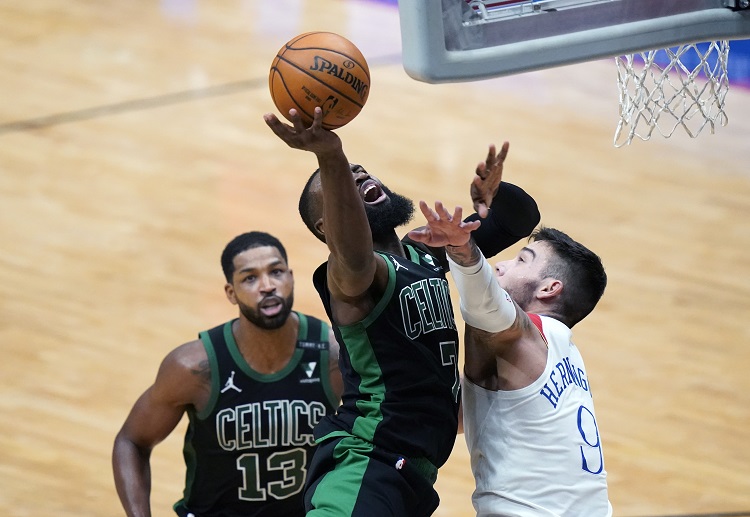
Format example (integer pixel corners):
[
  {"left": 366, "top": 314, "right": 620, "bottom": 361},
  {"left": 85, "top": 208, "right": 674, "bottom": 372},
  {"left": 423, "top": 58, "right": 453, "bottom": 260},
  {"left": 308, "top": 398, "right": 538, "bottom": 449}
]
[
  {"left": 502, "top": 281, "right": 536, "bottom": 312},
  {"left": 238, "top": 293, "right": 294, "bottom": 330},
  {"left": 364, "top": 186, "right": 415, "bottom": 239}
]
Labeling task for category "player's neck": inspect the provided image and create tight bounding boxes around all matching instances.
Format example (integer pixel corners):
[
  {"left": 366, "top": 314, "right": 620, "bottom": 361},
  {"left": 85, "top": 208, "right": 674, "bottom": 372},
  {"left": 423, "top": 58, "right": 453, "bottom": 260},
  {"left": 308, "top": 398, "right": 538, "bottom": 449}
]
[
  {"left": 232, "top": 313, "right": 299, "bottom": 374},
  {"left": 525, "top": 304, "right": 568, "bottom": 328},
  {"left": 372, "top": 232, "right": 405, "bottom": 257}
]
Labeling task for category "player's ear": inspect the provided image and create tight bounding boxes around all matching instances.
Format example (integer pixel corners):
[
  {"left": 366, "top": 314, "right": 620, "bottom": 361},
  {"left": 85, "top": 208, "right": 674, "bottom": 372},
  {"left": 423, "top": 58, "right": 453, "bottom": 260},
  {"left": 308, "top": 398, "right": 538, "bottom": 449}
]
[
  {"left": 314, "top": 217, "right": 325, "bottom": 240},
  {"left": 225, "top": 282, "right": 238, "bottom": 305},
  {"left": 538, "top": 278, "right": 563, "bottom": 300}
]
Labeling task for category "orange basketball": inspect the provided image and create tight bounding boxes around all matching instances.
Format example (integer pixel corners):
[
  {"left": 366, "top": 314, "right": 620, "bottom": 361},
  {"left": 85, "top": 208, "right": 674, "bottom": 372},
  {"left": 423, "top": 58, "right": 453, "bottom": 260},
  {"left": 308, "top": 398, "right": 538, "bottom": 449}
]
[{"left": 269, "top": 32, "right": 370, "bottom": 130}]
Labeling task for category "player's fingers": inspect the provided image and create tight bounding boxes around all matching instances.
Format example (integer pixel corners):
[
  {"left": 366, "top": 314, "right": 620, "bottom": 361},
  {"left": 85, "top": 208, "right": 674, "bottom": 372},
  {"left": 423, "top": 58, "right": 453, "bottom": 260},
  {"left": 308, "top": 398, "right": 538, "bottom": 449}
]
[
  {"left": 497, "top": 141, "right": 509, "bottom": 162},
  {"left": 308, "top": 106, "right": 324, "bottom": 130},
  {"left": 434, "top": 201, "right": 453, "bottom": 221},
  {"left": 485, "top": 144, "right": 497, "bottom": 167},
  {"left": 289, "top": 108, "right": 309, "bottom": 132},
  {"left": 475, "top": 161, "right": 487, "bottom": 179},
  {"left": 463, "top": 220, "right": 482, "bottom": 231},
  {"left": 471, "top": 177, "right": 492, "bottom": 216},
  {"left": 471, "top": 175, "right": 494, "bottom": 201},
  {"left": 486, "top": 143, "right": 496, "bottom": 159},
  {"left": 263, "top": 113, "right": 293, "bottom": 138},
  {"left": 418, "top": 200, "right": 438, "bottom": 222},
  {"left": 263, "top": 114, "right": 277, "bottom": 129}
]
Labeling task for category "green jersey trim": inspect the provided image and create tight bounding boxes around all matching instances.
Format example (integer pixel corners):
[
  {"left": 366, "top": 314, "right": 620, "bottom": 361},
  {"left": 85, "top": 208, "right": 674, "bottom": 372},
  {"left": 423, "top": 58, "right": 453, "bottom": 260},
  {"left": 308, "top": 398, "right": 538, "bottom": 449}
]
[
  {"left": 314, "top": 429, "right": 353, "bottom": 444},
  {"left": 196, "top": 330, "right": 222, "bottom": 420},
  {"left": 361, "top": 253, "right": 398, "bottom": 327},
  {"left": 404, "top": 243, "right": 421, "bottom": 262},
  {"left": 309, "top": 436, "right": 374, "bottom": 514},
  {"left": 319, "top": 347, "right": 340, "bottom": 408},
  {"left": 179, "top": 413, "right": 199, "bottom": 506},
  {"left": 334, "top": 252, "right": 398, "bottom": 442}
]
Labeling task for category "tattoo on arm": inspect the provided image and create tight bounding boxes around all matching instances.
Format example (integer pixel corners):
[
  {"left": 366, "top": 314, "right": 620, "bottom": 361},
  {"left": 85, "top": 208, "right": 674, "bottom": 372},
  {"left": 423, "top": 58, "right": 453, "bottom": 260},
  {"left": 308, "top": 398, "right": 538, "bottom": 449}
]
[
  {"left": 191, "top": 360, "right": 212, "bottom": 383},
  {"left": 446, "top": 240, "right": 482, "bottom": 267}
]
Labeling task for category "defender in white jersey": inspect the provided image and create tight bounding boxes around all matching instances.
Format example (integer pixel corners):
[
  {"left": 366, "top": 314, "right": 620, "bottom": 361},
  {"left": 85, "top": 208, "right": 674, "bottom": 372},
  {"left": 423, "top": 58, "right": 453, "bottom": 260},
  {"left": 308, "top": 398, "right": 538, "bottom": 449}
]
[
  {"left": 462, "top": 314, "right": 610, "bottom": 517},
  {"left": 409, "top": 200, "right": 612, "bottom": 517}
]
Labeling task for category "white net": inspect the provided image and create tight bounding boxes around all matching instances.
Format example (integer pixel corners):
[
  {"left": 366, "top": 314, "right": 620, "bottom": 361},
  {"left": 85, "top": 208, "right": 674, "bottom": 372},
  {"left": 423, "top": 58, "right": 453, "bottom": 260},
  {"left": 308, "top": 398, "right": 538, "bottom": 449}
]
[{"left": 614, "top": 40, "right": 730, "bottom": 147}]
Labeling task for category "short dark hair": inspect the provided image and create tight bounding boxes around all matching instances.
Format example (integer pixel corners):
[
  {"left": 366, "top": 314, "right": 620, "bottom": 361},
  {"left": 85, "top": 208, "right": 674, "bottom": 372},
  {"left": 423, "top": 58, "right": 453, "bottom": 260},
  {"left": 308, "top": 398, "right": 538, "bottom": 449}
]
[
  {"left": 221, "top": 231, "right": 288, "bottom": 282},
  {"left": 531, "top": 227, "right": 607, "bottom": 327},
  {"left": 298, "top": 169, "right": 325, "bottom": 242}
]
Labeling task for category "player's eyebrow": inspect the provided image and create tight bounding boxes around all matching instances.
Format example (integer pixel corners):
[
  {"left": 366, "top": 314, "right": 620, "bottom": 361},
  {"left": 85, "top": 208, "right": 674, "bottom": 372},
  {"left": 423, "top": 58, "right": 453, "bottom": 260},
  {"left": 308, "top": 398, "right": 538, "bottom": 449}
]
[
  {"left": 520, "top": 247, "right": 536, "bottom": 260},
  {"left": 237, "top": 258, "right": 285, "bottom": 275}
]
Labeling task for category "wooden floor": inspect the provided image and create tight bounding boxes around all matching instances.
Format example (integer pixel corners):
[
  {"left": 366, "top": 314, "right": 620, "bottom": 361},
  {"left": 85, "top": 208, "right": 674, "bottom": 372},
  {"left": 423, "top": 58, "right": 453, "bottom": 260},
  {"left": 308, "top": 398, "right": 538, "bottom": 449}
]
[{"left": 1, "top": 1, "right": 749, "bottom": 516}]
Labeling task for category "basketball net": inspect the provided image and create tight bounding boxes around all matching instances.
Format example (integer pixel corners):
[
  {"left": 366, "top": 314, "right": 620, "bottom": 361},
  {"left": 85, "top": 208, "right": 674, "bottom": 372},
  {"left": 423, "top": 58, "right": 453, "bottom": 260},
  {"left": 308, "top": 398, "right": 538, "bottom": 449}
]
[{"left": 614, "top": 40, "right": 730, "bottom": 147}]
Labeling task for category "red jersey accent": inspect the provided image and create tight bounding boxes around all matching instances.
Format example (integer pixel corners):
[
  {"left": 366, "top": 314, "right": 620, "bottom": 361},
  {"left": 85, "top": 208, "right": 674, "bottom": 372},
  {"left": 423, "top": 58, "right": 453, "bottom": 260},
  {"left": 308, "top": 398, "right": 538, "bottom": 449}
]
[{"left": 527, "top": 313, "right": 548, "bottom": 346}]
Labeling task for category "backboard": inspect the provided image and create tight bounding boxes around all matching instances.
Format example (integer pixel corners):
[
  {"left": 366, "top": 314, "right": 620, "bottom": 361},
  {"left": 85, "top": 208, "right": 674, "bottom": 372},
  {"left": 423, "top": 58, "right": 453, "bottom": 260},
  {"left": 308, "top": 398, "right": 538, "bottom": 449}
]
[{"left": 398, "top": 0, "right": 750, "bottom": 83}]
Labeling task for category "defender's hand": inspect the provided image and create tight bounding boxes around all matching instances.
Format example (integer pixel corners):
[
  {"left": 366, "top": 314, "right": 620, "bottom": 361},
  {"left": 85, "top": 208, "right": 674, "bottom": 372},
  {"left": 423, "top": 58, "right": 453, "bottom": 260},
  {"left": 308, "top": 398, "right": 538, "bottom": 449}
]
[
  {"left": 407, "top": 201, "right": 480, "bottom": 248},
  {"left": 470, "top": 142, "right": 509, "bottom": 218}
]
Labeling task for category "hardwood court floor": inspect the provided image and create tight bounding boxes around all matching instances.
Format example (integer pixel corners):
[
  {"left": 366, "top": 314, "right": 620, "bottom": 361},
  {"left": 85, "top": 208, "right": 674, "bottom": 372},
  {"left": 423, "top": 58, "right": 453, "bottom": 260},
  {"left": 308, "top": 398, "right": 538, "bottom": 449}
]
[{"left": 0, "top": 1, "right": 749, "bottom": 516}]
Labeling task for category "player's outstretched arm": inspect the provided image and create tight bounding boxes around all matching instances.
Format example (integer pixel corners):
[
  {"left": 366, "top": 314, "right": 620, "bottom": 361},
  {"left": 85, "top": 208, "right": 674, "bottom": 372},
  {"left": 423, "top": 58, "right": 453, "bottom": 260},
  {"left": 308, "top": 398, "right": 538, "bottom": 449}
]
[
  {"left": 410, "top": 201, "right": 518, "bottom": 335},
  {"left": 112, "top": 343, "right": 205, "bottom": 517},
  {"left": 402, "top": 143, "right": 539, "bottom": 264},
  {"left": 264, "top": 107, "right": 377, "bottom": 301},
  {"left": 465, "top": 142, "right": 540, "bottom": 258}
]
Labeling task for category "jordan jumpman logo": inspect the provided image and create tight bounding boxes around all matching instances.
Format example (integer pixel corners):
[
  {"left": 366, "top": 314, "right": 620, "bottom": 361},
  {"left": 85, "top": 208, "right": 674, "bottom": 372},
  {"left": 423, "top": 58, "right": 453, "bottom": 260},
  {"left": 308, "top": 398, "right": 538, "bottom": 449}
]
[{"left": 221, "top": 371, "right": 242, "bottom": 393}]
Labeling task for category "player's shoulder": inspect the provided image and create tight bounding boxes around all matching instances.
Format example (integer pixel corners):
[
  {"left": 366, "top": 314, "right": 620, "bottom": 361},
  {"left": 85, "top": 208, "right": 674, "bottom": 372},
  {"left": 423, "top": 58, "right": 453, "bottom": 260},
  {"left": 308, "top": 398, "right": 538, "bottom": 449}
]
[
  {"left": 160, "top": 338, "right": 209, "bottom": 377},
  {"left": 149, "top": 338, "right": 212, "bottom": 407}
]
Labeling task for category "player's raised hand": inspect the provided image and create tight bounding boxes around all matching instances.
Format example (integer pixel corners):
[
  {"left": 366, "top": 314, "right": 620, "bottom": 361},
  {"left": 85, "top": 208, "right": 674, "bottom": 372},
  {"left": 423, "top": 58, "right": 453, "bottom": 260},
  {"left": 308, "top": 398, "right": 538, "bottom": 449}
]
[
  {"left": 470, "top": 141, "right": 510, "bottom": 218},
  {"left": 407, "top": 201, "right": 480, "bottom": 248},
  {"left": 263, "top": 107, "right": 342, "bottom": 155}
]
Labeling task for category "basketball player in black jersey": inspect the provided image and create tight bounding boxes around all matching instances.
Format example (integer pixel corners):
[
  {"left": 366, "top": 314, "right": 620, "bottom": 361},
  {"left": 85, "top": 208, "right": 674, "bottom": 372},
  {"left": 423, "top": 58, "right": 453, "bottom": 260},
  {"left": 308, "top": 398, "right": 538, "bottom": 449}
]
[
  {"left": 264, "top": 107, "right": 540, "bottom": 516},
  {"left": 113, "top": 231, "right": 343, "bottom": 517}
]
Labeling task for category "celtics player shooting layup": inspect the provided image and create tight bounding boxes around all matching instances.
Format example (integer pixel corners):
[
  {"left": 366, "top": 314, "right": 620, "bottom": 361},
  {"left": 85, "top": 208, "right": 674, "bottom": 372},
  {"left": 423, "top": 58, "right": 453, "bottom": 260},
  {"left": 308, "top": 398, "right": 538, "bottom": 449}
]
[
  {"left": 113, "top": 232, "right": 343, "bottom": 517},
  {"left": 264, "top": 106, "right": 540, "bottom": 516}
]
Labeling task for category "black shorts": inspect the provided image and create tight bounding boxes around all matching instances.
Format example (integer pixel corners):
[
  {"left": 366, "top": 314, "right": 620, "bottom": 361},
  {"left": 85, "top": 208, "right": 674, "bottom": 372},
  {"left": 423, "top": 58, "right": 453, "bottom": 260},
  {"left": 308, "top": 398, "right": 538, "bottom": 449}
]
[{"left": 303, "top": 434, "right": 440, "bottom": 517}]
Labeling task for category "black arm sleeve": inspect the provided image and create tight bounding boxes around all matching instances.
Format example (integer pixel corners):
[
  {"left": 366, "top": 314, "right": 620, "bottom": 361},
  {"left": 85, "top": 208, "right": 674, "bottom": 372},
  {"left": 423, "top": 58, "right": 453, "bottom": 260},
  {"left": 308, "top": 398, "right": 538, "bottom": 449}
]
[
  {"left": 466, "top": 182, "right": 540, "bottom": 259},
  {"left": 401, "top": 182, "right": 541, "bottom": 269}
]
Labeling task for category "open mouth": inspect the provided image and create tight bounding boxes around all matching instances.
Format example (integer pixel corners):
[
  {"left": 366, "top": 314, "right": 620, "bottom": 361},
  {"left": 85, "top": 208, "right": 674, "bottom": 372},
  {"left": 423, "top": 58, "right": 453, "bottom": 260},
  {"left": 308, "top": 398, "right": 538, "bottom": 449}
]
[
  {"left": 359, "top": 179, "right": 386, "bottom": 204},
  {"left": 259, "top": 298, "right": 283, "bottom": 317}
]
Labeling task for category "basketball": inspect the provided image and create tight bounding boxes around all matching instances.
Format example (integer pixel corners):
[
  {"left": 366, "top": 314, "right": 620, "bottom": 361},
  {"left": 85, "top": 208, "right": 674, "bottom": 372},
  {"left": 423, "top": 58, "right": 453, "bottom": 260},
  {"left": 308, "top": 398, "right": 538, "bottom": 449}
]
[{"left": 269, "top": 31, "right": 370, "bottom": 130}]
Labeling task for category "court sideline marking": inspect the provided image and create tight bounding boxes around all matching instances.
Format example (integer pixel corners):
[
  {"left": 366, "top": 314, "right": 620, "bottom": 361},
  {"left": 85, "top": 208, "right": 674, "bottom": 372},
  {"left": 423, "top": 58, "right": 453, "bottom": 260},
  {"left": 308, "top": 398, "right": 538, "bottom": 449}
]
[{"left": 0, "top": 54, "right": 402, "bottom": 136}]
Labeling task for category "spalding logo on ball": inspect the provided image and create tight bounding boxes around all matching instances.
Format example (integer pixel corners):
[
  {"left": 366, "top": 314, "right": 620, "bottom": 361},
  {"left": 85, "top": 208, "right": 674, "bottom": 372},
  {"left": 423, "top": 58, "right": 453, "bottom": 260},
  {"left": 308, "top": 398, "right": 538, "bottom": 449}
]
[{"left": 269, "top": 31, "right": 371, "bottom": 130}]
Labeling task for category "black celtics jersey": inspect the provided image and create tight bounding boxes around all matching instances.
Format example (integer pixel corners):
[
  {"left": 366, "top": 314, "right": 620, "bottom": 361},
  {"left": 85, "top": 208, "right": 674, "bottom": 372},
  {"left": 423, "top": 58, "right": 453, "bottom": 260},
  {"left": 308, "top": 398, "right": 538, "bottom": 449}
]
[
  {"left": 173, "top": 313, "right": 338, "bottom": 517},
  {"left": 312, "top": 244, "right": 461, "bottom": 469}
]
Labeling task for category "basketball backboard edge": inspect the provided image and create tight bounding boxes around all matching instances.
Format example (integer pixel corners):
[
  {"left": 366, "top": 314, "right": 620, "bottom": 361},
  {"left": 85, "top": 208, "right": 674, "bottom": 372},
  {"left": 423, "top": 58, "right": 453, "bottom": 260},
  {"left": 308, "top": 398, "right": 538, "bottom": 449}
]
[{"left": 398, "top": 0, "right": 750, "bottom": 83}]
